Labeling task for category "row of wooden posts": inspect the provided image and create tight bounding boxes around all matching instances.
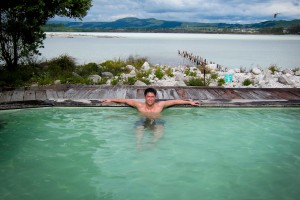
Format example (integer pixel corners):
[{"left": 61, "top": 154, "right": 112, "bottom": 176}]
[{"left": 177, "top": 50, "right": 224, "bottom": 71}]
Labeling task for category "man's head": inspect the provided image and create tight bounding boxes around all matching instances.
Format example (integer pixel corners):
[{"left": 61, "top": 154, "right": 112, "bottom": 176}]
[
  {"left": 144, "top": 88, "right": 157, "bottom": 106},
  {"left": 144, "top": 87, "right": 157, "bottom": 97}
]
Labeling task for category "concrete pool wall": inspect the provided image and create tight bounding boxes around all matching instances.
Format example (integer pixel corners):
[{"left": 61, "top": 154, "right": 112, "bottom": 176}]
[{"left": 1, "top": 85, "right": 300, "bottom": 109}]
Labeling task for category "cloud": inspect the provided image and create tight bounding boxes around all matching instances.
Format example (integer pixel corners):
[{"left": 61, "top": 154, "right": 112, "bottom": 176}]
[{"left": 57, "top": 0, "right": 300, "bottom": 23}]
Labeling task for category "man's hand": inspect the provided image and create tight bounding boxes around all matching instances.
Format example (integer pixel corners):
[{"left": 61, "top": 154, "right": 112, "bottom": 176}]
[
  {"left": 189, "top": 100, "right": 200, "bottom": 106},
  {"left": 100, "top": 99, "right": 112, "bottom": 103}
]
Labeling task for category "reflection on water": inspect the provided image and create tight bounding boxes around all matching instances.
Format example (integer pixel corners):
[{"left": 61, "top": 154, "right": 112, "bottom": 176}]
[{"left": 0, "top": 107, "right": 300, "bottom": 200}]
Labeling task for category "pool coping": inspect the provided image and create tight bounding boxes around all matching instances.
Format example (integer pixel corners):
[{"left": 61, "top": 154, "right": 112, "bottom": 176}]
[{"left": 1, "top": 85, "right": 300, "bottom": 109}]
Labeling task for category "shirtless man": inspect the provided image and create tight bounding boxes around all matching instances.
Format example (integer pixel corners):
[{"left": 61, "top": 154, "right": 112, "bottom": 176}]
[
  {"left": 101, "top": 87, "right": 199, "bottom": 150},
  {"left": 101, "top": 87, "right": 199, "bottom": 116}
]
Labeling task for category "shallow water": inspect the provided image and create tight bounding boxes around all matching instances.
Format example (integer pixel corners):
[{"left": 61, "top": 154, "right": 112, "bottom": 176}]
[{"left": 0, "top": 107, "right": 300, "bottom": 200}]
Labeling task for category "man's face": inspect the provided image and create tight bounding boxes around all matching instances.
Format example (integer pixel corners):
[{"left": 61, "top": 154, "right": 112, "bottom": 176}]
[{"left": 145, "top": 92, "right": 156, "bottom": 106}]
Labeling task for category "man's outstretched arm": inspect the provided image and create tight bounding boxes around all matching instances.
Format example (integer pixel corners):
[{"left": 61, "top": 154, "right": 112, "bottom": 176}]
[
  {"left": 161, "top": 99, "right": 200, "bottom": 108},
  {"left": 101, "top": 99, "right": 141, "bottom": 108}
]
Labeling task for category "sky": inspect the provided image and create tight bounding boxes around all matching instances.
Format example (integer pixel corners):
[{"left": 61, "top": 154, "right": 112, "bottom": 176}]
[{"left": 57, "top": 0, "right": 300, "bottom": 24}]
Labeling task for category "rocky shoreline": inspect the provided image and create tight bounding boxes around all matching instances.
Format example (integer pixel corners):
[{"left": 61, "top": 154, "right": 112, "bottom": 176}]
[{"left": 84, "top": 61, "right": 300, "bottom": 88}]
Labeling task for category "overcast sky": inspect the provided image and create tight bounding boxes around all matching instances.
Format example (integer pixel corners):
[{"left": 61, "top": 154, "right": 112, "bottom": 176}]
[{"left": 58, "top": 0, "right": 300, "bottom": 24}]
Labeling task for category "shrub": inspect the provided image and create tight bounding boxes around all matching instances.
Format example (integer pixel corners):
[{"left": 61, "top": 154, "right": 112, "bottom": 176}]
[
  {"left": 138, "top": 78, "right": 150, "bottom": 85},
  {"left": 268, "top": 65, "right": 280, "bottom": 75},
  {"left": 218, "top": 78, "right": 225, "bottom": 86},
  {"left": 136, "top": 69, "right": 152, "bottom": 80},
  {"left": 186, "top": 77, "right": 206, "bottom": 86},
  {"left": 100, "top": 59, "right": 129, "bottom": 76},
  {"left": 126, "top": 56, "right": 148, "bottom": 70},
  {"left": 111, "top": 77, "right": 120, "bottom": 85},
  {"left": 184, "top": 68, "right": 197, "bottom": 77},
  {"left": 47, "top": 54, "right": 76, "bottom": 72},
  {"left": 164, "top": 67, "right": 174, "bottom": 77},
  {"left": 210, "top": 72, "right": 218, "bottom": 80},
  {"left": 99, "top": 77, "right": 109, "bottom": 85},
  {"left": 76, "top": 63, "right": 99, "bottom": 76},
  {"left": 123, "top": 77, "right": 137, "bottom": 85},
  {"left": 155, "top": 67, "right": 164, "bottom": 79},
  {"left": 243, "top": 78, "right": 253, "bottom": 86}
]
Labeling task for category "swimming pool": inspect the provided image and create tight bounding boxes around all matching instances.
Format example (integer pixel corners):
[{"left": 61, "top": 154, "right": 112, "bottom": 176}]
[{"left": 0, "top": 107, "right": 299, "bottom": 200}]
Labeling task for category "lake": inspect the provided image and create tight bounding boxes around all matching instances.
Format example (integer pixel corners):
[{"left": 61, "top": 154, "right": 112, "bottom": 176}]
[{"left": 40, "top": 32, "right": 300, "bottom": 69}]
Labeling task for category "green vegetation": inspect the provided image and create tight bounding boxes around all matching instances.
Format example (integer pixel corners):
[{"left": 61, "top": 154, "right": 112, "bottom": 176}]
[
  {"left": 126, "top": 56, "right": 148, "bottom": 70},
  {"left": 100, "top": 59, "right": 129, "bottom": 76},
  {"left": 184, "top": 68, "right": 197, "bottom": 77},
  {"left": 164, "top": 67, "right": 174, "bottom": 77},
  {"left": 155, "top": 67, "right": 164, "bottom": 79},
  {"left": 186, "top": 78, "right": 207, "bottom": 86},
  {"left": 243, "top": 79, "right": 253, "bottom": 86},
  {"left": 218, "top": 78, "right": 226, "bottom": 86},
  {"left": 268, "top": 65, "right": 280, "bottom": 74}
]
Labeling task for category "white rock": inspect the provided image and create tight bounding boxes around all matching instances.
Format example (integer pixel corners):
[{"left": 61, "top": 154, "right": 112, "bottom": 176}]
[
  {"left": 251, "top": 67, "right": 262, "bottom": 75},
  {"left": 234, "top": 68, "right": 241, "bottom": 73},
  {"left": 129, "top": 70, "right": 136, "bottom": 76},
  {"left": 282, "top": 69, "right": 293, "bottom": 75},
  {"left": 154, "top": 80, "right": 176, "bottom": 86},
  {"left": 134, "top": 80, "right": 147, "bottom": 86},
  {"left": 88, "top": 75, "right": 101, "bottom": 83},
  {"left": 278, "top": 75, "right": 294, "bottom": 85},
  {"left": 175, "top": 73, "right": 186, "bottom": 81},
  {"left": 54, "top": 80, "right": 61, "bottom": 84},
  {"left": 142, "top": 62, "right": 150, "bottom": 70},
  {"left": 101, "top": 72, "right": 113, "bottom": 78},
  {"left": 174, "top": 80, "right": 187, "bottom": 86},
  {"left": 263, "top": 70, "right": 272, "bottom": 81},
  {"left": 126, "top": 65, "right": 135, "bottom": 70}
]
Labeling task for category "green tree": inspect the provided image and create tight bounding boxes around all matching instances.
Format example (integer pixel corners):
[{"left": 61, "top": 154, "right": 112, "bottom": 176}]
[{"left": 0, "top": 0, "right": 92, "bottom": 71}]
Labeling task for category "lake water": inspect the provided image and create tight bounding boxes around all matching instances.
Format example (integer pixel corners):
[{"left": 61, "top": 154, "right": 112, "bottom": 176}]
[
  {"left": 1, "top": 107, "right": 300, "bottom": 200},
  {"left": 40, "top": 32, "right": 300, "bottom": 69}
]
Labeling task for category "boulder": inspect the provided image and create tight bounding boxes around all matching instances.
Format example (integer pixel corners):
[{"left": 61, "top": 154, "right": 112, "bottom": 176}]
[
  {"left": 134, "top": 80, "right": 147, "bottom": 86},
  {"left": 282, "top": 69, "right": 293, "bottom": 75},
  {"left": 278, "top": 75, "right": 294, "bottom": 85},
  {"left": 126, "top": 65, "right": 135, "bottom": 70},
  {"left": 295, "top": 70, "right": 300, "bottom": 76},
  {"left": 174, "top": 80, "right": 187, "bottom": 86},
  {"left": 142, "top": 62, "right": 150, "bottom": 71},
  {"left": 153, "top": 80, "right": 177, "bottom": 86},
  {"left": 101, "top": 72, "right": 113, "bottom": 78},
  {"left": 54, "top": 80, "right": 61, "bottom": 84},
  {"left": 263, "top": 70, "right": 272, "bottom": 81},
  {"left": 251, "top": 67, "right": 262, "bottom": 75},
  {"left": 234, "top": 68, "right": 241, "bottom": 73},
  {"left": 175, "top": 73, "right": 186, "bottom": 81},
  {"left": 88, "top": 75, "right": 101, "bottom": 83},
  {"left": 129, "top": 69, "right": 136, "bottom": 76}
]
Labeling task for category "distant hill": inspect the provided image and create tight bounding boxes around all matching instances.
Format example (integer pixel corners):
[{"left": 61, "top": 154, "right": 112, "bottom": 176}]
[{"left": 45, "top": 17, "right": 300, "bottom": 34}]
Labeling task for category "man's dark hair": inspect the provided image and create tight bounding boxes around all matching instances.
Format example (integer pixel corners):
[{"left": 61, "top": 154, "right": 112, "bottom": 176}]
[{"left": 144, "top": 87, "right": 157, "bottom": 96}]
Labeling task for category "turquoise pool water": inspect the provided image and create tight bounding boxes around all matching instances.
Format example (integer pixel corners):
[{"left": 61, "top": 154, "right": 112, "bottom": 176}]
[{"left": 0, "top": 107, "right": 299, "bottom": 200}]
